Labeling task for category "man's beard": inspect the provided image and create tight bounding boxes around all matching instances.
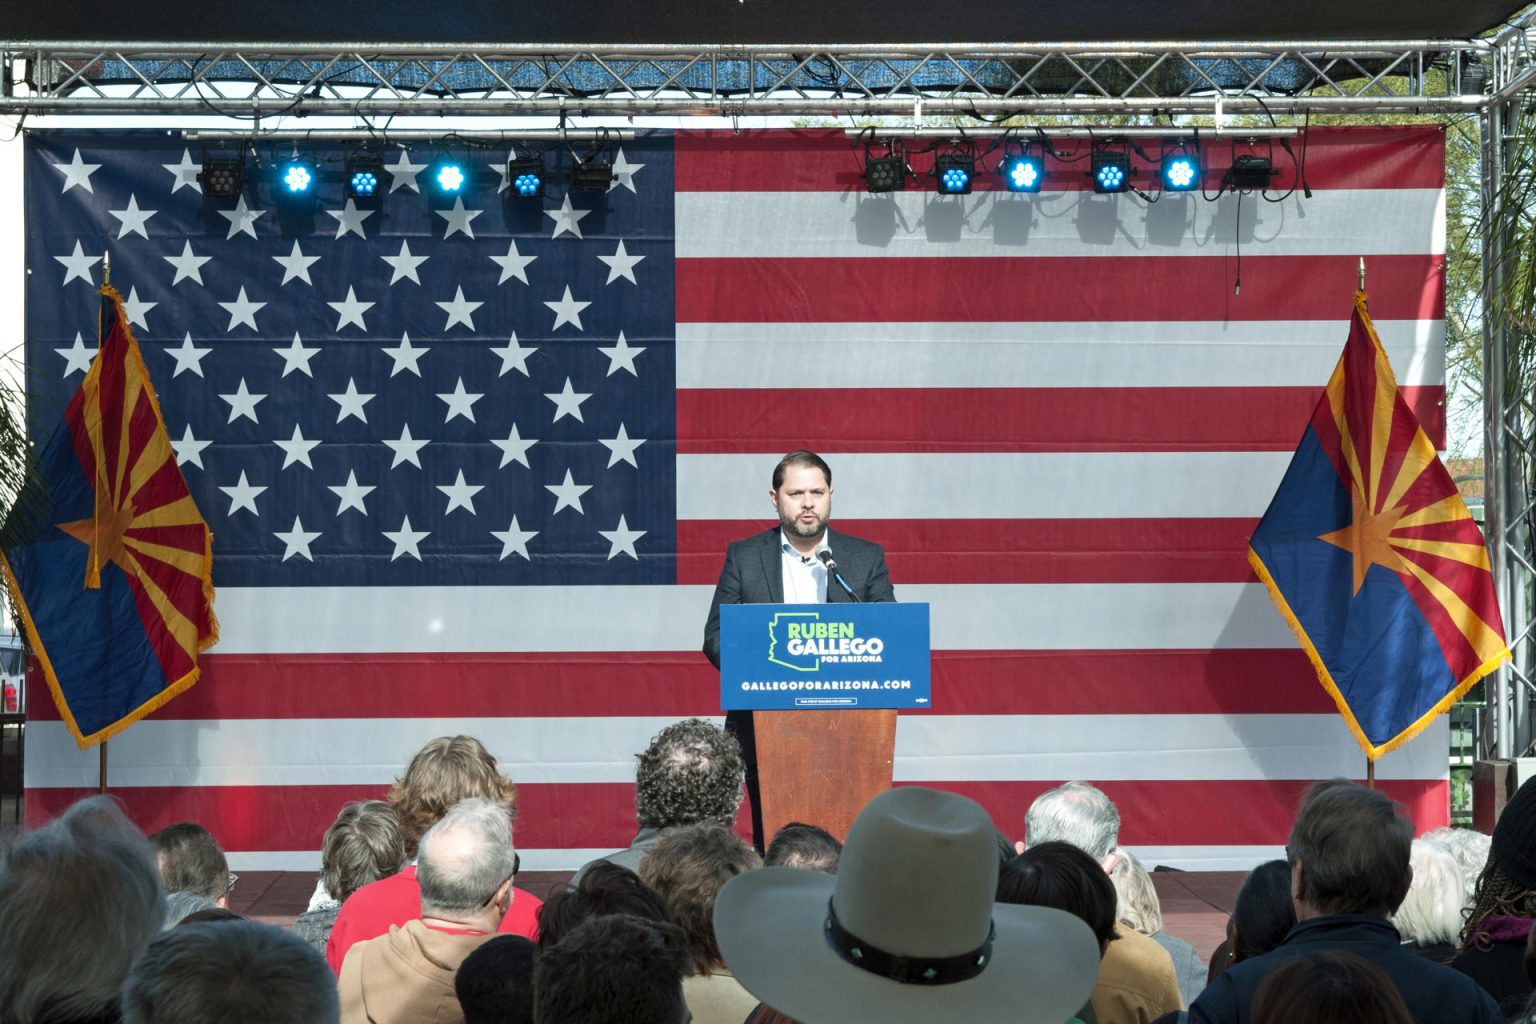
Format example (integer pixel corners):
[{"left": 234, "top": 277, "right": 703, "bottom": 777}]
[{"left": 781, "top": 510, "right": 827, "bottom": 539}]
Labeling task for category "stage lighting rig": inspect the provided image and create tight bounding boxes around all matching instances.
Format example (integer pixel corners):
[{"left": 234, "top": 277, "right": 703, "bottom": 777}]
[
  {"left": 433, "top": 160, "right": 468, "bottom": 194},
  {"left": 934, "top": 153, "right": 975, "bottom": 196},
  {"left": 1227, "top": 154, "right": 1275, "bottom": 191},
  {"left": 572, "top": 159, "right": 616, "bottom": 193},
  {"left": 1091, "top": 145, "right": 1132, "bottom": 194},
  {"left": 998, "top": 146, "right": 1045, "bottom": 193},
  {"left": 1160, "top": 144, "right": 1201, "bottom": 192},
  {"left": 199, "top": 152, "right": 245, "bottom": 198},
  {"left": 506, "top": 156, "right": 545, "bottom": 199},
  {"left": 863, "top": 143, "right": 908, "bottom": 194},
  {"left": 346, "top": 155, "right": 384, "bottom": 199}
]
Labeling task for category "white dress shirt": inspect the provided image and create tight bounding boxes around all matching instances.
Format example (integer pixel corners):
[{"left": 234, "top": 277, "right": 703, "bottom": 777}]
[{"left": 779, "top": 530, "right": 829, "bottom": 603}]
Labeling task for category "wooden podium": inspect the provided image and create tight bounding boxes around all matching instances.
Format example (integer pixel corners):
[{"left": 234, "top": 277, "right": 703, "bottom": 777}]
[{"left": 755, "top": 708, "right": 897, "bottom": 842}]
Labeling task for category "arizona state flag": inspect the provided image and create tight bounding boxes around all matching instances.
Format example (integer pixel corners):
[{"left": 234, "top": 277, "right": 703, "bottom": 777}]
[
  {"left": 1249, "top": 291, "right": 1508, "bottom": 760},
  {"left": 1, "top": 287, "right": 216, "bottom": 747}
]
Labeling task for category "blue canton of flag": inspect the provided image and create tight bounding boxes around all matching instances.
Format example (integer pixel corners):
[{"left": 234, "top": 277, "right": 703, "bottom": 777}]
[{"left": 25, "top": 131, "right": 677, "bottom": 588}]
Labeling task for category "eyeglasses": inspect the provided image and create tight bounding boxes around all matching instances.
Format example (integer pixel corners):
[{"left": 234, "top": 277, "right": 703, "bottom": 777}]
[{"left": 224, "top": 872, "right": 239, "bottom": 896}]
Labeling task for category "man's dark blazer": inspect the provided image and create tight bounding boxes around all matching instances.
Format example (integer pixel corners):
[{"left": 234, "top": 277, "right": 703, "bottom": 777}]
[{"left": 702, "top": 526, "right": 897, "bottom": 669}]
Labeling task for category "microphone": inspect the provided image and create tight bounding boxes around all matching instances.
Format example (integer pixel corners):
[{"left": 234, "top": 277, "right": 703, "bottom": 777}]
[{"left": 818, "top": 549, "right": 861, "bottom": 603}]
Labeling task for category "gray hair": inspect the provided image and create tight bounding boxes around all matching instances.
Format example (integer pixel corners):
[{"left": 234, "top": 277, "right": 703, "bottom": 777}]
[
  {"left": 1109, "top": 849, "right": 1163, "bottom": 935},
  {"left": 321, "top": 800, "right": 406, "bottom": 903},
  {"left": 162, "top": 891, "right": 217, "bottom": 929},
  {"left": 122, "top": 920, "right": 339, "bottom": 1024},
  {"left": 1420, "top": 826, "right": 1491, "bottom": 908},
  {"left": 0, "top": 796, "right": 166, "bottom": 1021},
  {"left": 1391, "top": 839, "right": 1466, "bottom": 947},
  {"left": 417, "top": 798, "right": 517, "bottom": 915},
  {"left": 1025, "top": 781, "right": 1121, "bottom": 862}
]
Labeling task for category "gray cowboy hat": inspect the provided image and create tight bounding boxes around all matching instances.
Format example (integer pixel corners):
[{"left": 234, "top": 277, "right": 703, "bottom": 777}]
[{"left": 714, "top": 787, "right": 1100, "bottom": 1024}]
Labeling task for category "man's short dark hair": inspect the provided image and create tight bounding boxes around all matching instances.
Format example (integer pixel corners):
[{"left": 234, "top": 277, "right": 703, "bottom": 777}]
[
  {"left": 1287, "top": 780, "right": 1412, "bottom": 916},
  {"left": 634, "top": 718, "right": 745, "bottom": 831},
  {"left": 640, "top": 823, "right": 761, "bottom": 975},
  {"left": 1232, "top": 859, "right": 1298, "bottom": 962},
  {"left": 772, "top": 450, "right": 832, "bottom": 491},
  {"left": 455, "top": 935, "right": 535, "bottom": 1024},
  {"left": 1251, "top": 950, "right": 1413, "bottom": 1024},
  {"left": 997, "top": 841, "right": 1119, "bottom": 949},
  {"left": 121, "top": 920, "right": 338, "bottom": 1024},
  {"left": 148, "top": 822, "right": 229, "bottom": 901},
  {"left": 537, "top": 862, "right": 671, "bottom": 954},
  {"left": 533, "top": 914, "right": 689, "bottom": 1024},
  {"left": 764, "top": 822, "right": 841, "bottom": 873}
]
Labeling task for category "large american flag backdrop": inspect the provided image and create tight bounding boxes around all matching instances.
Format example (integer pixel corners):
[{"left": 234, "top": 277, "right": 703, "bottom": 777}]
[{"left": 22, "top": 126, "right": 1451, "bottom": 870}]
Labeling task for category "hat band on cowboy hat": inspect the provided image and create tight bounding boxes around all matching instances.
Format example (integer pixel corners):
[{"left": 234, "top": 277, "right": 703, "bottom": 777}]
[{"left": 824, "top": 897, "right": 995, "bottom": 985}]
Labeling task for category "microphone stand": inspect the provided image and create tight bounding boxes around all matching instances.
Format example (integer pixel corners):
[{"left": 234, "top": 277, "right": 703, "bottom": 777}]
[{"left": 818, "top": 550, "right": 861, "bottom": 602}]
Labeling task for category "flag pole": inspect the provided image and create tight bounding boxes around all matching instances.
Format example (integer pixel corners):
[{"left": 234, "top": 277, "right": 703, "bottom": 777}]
[
  {"left": 99, "top": 248, "right": 110, "bottom": 796},
  {"left": 1366, "top": 757, "right": 1376, "bottom": 791}
]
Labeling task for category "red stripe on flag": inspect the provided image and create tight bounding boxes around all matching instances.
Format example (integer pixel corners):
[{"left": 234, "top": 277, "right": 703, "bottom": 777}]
[
  {"left": 673, "top": 127, "right": 1445, "bottom": 193},
  {"left": 677, "top": 385, "right": 1446, "bottom": 454},
  {"left": 675, "top": 255, "right": 1444, "bottom": 324},
  {"left": 28, "top": 648, "right": 1337, "bottom": 719},
  {"left": 679, "top": 518, "right": 1260, "bottom": 585},
  {"left": 24, "top": 777, "right": 1447, "bottom": 851}
]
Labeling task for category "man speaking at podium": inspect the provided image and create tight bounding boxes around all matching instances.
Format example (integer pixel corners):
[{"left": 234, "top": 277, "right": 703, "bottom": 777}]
[{"left": 703, "top": 450, "right": 896, "bottom": 849}]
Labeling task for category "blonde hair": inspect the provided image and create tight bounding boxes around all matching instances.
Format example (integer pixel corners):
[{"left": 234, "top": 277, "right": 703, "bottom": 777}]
[
  {"left": 1109, "top": 849, "right": 1163, "bottom": 935},
  {"left": 388, "top": 736, "right": 518, "bottom": 858},
  {"left": 1391, "top": 839, "right": 1465, "bottom": 947}
]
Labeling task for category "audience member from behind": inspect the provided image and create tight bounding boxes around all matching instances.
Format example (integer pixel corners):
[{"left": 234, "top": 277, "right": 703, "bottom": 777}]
[
  {"left": 1229, "top": 860, "right": 1296, "bottom": 967},
  {"left": 1023, "top": 781, "right": 1182, "bottom": 1024},
  {"left": 534, "top": 914, "right": 690, "bottom": 1024},
  {"left": 999, "top": 840, "right": 1117, "bottom": 1023},
  {"left": 148, "top": 821, "right": 232, "bottom": 922},
  {"left": 1250, "top": 951, "right": 1412, "bottom": 1024},
  {"left": 1450, "top": 776, "right": 1536, "bottom": 1017},
  {"left": 338, "top": 798, "right": 516, "bottom": 1024},
  {"left": 1112, "top": 850, "right": 1206, "bottom": 1005},
  {"left": 714, "top": 786, "right": 1101, "bottom": 1024},
  {"left": 641, "top": 823, "right": 764, "bottom": 1024},
  {"left": 536, "top": 861, "right": 671, "bottom": 953},
  {"left": 454, "top": 935, "right": 535, "bottom": 1024},
  {"left": 121, "top": 920, "right": 338, "bottom": 1024},
  {"left": 1391, "top": 839, "right": 1465, "bottom": 961},
  {"left": 327, "top": 735, "right": 541, "bottom": 972},
  {"left": 294, "top": 801, "right": 406, "bottom": 955},
  {"left": 1188, "top": 780, "right": 1499, "bottom": 1024},
  {"left": 576, "top": 718, "right": 745, "bottom": 881},
  {"left": 764, "top": 822, "right": 841, "bottom": 874},
  {"left": 1421, "top": 825, "right": 1492, "bottom": 908},
  {"left": 0, "top": 796, "right": 166, "bottom": 1024}
]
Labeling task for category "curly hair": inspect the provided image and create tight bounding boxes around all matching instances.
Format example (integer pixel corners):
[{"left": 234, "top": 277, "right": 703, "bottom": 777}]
[
  {"left": 1460, "top": 861, "right": 1536, "bottom": 951},
  {"left": 633, "top": 719, "right": 744, "bottom": 831},
  {"left": 388, "top": 736, "right": 518, "bottom": 859},
  {"left": 639, "top": 823, "right": 761, "bottom": 975}
]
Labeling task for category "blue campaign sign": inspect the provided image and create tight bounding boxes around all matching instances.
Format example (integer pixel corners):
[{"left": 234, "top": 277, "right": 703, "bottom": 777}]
[{"left": 719, "top": 603, "right": 931, "bottom": 710}]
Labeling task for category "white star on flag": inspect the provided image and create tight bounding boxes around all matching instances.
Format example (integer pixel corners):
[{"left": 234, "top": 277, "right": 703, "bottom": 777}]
[
  {"left": 598, "top": 332, "right": 645, "bottom": 376},
  {"left": 609, "top": 148, "right": 645, "bottom": 193},
  {"left": 385, "top": 424, "right": 430, "bottom": 469},
  {"left": 171, "top": 425, "right": 211, "bottom": 469},
  {"left": 274, "top": 516, "right": 322, "bottom": 562},
  {"left": 438, "top": 378, "right": 485, "bottom": 423},
  {"left": 490, "top": 239, "right": 537, "bottom": 285},
  {"left": 545, "top": 469, "right": 593, "bottom": 515},
  {"left": 597, "top": 239, "right": 645, "bottom": 285},
  {"left": 599, "top": 515, "right": 646, "bottom": 560},
  {"left": 328, "top": 378, "right": 376, "bottom": 423},
  {"left": 51, "top": 148, "right": 101, "bottom": 194},
  {"left": 384, "top": 515, "right": 430, "bottom": 561},
  {"left": 493, "top": 424, "right": 537, "bottom": 468},
  {"left": 328, "top": 470, "right": 376, "bottom": 515},
  {"left": 217, "top": 195, "right": 265, "bottom": 240},
  {"left": 219, "top": 379, "right": 266, "bottom": 424},
  {"left": 385, "top": 150, "right": 426, "bottom": 192},
  {"left": 55, "top": 241, "right": 101, "bottom": 286},
  {"left": 544, "top": 286, "right": 591, "bottom": 332},
  {"left": 108, "top": 194, "right": 157, "bottom": 239},
  {"left": 436, "top": 197, "right": 483, "bottom": 239},
  {"left": 328, "top": 287, "right": 374, "bottom": 331},
  {"left": 545, "top": 377, "right": 593, "bottom": 423},
  {"left": 219, "top": 470, "right": 267, "bottom": 515},
  {"left": 273, "top": 240, "right": 320, "bottom": 286},
  {"left": 275, "top": 425, "right": 322, "bottom": 469},
  {"left": 545, "top": 194, "right": 592, "bottom": 239},
  {"left": 55, "top": 333, "right": 96, "bottom": 376},
  {"left": 162, "top": 149, "right": 203, "bottom": 193},
  {"left": 436, "top": 286, "right": 484, "bottom": 331},
  {"left": 492, "top": 516, "right": 538, "bottom": 560},
  {"left": 218, "top": 286, "right": 267, "bottom": 332},
  {"left": 492, "top": 334, "right": 537, "bottom": 377},
  {"left": 165, "top": 240, "right": 212, "bottom": 286},
  {"left": 599, "top": 423, "right": 646, "bottom": 468},
  {"left": 273, "top": 333, "right": 320, "bottom": 377},
  {"left": 122, "top": 287, "right": 157, "bottom": 331},
  {"left": 167, "top": 333, "right": 211, "bottom": 378},
  {"left": 382, "top": 239, "right": 429, "bottom": 285},
  {"left": 326, "top": 199, "right": 375, "bottom": 239},
  {"left": 382, "top": 333, "right": 428, "bottom": 377},
  {"left": 437, "top": 470, "right": 485, "bottom": 515}
]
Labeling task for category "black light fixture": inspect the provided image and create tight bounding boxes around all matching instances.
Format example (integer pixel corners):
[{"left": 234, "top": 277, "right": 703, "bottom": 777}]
[
  {"left": 1091, "top": 146, "right": 1133, "bottom": 194},
  {"left": 199, "top": 153, "right": 245, "bottom": 198},
  {"left": 1160, "top": 142, "right": 1201, "bottom": 192},
  {"left": 1228, "top": 154, "right": 1275, "bottom": 191},
  {"left": 506, "top": 156, "right": 545, "bottom": 199},
  {"left": 934, "top": 153, "right": 975, "bottom": 196},
  {"left": 863, "top": 142, "right": 907, "bottom": 194},
  {"left": 998, "top": 144, "right": 1045, "bottom": 193},
  {"left": 346, "top": 154, "right": 385, "bottom": 199},
  {"left": 572, "top": 159, "right": 616, "bottom": 192}
]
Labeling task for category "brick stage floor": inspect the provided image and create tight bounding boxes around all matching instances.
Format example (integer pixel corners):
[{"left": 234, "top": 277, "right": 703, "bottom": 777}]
[{"left": 232, "top": 868, "right": 1244, "bottom": 965}]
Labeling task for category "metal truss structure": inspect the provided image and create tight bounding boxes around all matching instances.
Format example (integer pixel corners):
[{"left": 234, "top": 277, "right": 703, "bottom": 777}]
[{"left": 8, "top": 12, "right": 1536, "bottom": 758}]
